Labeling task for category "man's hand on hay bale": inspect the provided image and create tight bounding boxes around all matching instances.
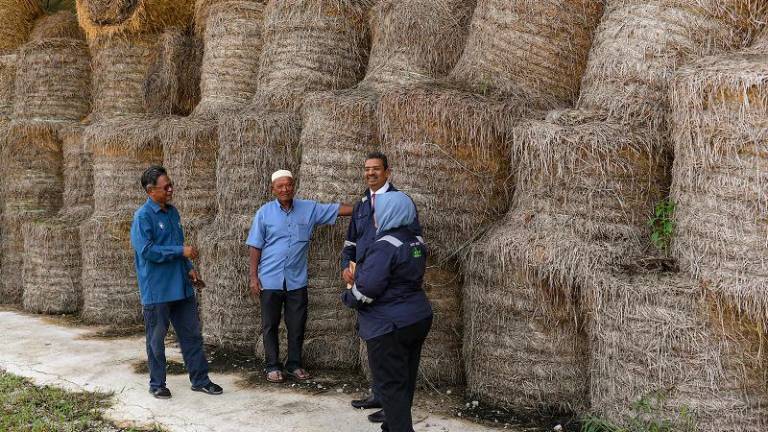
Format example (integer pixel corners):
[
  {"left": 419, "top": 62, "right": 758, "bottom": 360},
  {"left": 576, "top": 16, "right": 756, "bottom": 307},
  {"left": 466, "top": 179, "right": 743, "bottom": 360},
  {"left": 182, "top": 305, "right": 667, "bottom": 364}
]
[
  {"left": 249, "top": 278, "right": 261, "bottom": 298},
  {"left": 183, "top": 246, "right": 199, "bottom": 260}
]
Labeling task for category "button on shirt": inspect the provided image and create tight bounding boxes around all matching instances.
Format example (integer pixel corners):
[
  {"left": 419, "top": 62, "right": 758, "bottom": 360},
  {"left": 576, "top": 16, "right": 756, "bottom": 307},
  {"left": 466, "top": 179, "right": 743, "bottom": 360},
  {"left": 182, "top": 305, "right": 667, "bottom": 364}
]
[
  {"left": 246, "top": 199, "right": 340, "bottom": 291},
  {"left": 130, "top": 198, "right": 194, "bottom": 305}
]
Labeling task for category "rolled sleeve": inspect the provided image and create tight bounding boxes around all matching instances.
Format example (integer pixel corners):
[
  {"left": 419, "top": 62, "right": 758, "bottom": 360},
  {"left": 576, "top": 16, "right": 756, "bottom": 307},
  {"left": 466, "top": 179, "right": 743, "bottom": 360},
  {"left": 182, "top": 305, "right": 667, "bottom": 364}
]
[
  {"left": 313, "top": 202, "right": 340, "bottom": 226},
  {"left": 246, "top": 211, "right": 266, "bottom": 248}
]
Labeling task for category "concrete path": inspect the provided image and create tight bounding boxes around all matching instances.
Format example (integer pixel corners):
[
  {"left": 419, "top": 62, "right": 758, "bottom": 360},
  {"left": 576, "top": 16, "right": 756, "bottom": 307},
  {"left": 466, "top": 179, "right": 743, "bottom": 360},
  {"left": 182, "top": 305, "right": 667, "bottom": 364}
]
[{"left": 0, "top": 311, "right": 498, "bottom": 432}]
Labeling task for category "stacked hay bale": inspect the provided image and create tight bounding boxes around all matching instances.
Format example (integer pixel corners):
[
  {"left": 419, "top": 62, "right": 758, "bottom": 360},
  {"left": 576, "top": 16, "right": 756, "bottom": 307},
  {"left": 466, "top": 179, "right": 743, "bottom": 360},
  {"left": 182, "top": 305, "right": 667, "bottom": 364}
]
[
  {"left": 670, "top": 41, "right": 768, "bottom": 326},
  {"left": 379, "top": 0, "right": 603, "bottom": 388},
  {"left": 199, "top": 111, "right": 301, "bottom": 351},
  {"left": 586, "top": 267, "right": 768, "bottom": 431},
  {"left": 23, "top": 125, "right": 93, "bottom": 314},
  {"left": 76, "top": 0, "right": 194, "bottom": 40},
  {"left": 144, "top": 29, "right": 202, "bottom": 117},
  {"left": 0, "top": 0, "right": 43, "bottom": 54},
  {"left": 80, "top": 118, "right": 163, "bottom": 324},
  {"left": 2, "top": 122, "right": 64, "bottom": 304},
  {"left": 192, "top": 0, "right": 265, "bottom": 118},
  {"left": 359, "top": 0, "right": 475, "bottom": 91},
  {"left": 251, "top": 0, "right": 373, "bottom": 113},
  {"left": 0, "top": 54, "right": 16, "bottom": 120}
]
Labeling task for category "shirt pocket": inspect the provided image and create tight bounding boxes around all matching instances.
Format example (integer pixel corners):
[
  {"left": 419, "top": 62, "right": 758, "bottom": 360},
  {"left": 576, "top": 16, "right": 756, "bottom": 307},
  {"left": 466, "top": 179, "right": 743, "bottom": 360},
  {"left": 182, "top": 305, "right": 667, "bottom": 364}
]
[{"left": 296, "top": 220, "right": 311, "bottom": 242}]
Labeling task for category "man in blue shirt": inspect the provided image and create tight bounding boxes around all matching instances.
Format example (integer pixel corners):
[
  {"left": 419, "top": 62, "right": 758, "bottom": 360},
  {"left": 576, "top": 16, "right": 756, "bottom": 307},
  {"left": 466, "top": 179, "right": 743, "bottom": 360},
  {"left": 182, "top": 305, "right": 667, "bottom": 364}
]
[
  {"left": 247, "top": 170, "right": 352, "bottom": 383},
  {"left": 130, "top": 165, "right": 222, "bottom": 399}
]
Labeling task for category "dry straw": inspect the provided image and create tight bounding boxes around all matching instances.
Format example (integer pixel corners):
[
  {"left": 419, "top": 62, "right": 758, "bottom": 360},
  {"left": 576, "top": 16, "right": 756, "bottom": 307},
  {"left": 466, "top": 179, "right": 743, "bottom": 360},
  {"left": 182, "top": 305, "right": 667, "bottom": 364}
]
[
  {"left": 22, "top": 125, "right": 92, "bottom": 315},
  {"left": 252, "top": 0, "right": 373, "bottom": 114},
  {"left": 79, "top": 116, "right": 163, "bottom": 324},
  {"left": 193, "top": 0, "right": 265, "bottom": 119},
  {"left": 199, "top": 110, "right": 301, "bottom": 351},
  {"left": 144, "top": 29, "right": 202, "bottom": 117},
  {"left": 359, "top": 0, "right": 475, "bottom": 91},
  {"left": 1, "top": 120, "right": 64, "bottom": 305},
  {"left": 0, "top": 54, "right": 17, "bottom": 120},
  {"left": 449, "top": 0, "right": 603, "bottom": 104},
  {"left": 298, "top": 90, "right": 378, "bottom": 369},
  {"left": 577, "top": 0, "right": 765, "bottom": 132},
  {"left": 0, "top": 0, "right": 43, "bottom": 54},
  {"left": 76, "top": 0, "right": 194, "bottom": 40},
  {"left": 670, "top": 47, "right": 768, "bottom": 324},
  {"left": 586, "top": 268, "right": 768, "bottom": 431},
  {"left": 14, "top": 14, "right": 91, "bottom": 121},
  {"left": 462, "top": 220, "right": 589, "bottom": 414}
]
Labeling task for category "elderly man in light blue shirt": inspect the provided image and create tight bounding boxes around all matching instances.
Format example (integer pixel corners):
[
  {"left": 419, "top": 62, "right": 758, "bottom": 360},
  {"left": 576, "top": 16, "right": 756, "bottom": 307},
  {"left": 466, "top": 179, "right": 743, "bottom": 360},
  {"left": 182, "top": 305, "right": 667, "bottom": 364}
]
[{"left": 247, "top": 169, "right": 352, "bottom": 383}]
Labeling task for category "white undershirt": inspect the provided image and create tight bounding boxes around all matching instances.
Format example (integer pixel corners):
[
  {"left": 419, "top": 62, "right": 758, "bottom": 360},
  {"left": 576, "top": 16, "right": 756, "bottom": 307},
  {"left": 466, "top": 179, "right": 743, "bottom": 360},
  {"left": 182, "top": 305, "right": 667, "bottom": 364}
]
[{"left": 369, "top": 182, "right": 390, "bottom": 197}]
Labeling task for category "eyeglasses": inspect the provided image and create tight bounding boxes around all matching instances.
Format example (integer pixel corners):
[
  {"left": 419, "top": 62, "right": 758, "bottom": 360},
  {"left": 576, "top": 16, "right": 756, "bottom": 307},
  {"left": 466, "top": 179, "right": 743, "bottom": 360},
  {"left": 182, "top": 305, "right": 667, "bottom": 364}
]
[{"left": 154, "top": 182, "right": 173, "bottom": 192}]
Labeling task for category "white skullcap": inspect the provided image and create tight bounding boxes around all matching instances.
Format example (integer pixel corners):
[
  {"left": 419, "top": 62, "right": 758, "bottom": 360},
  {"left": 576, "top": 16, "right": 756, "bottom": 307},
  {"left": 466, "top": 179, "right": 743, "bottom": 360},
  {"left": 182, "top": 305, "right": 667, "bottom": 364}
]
[{"left": 271, "top": 169, "right": 293, "bottom": 182}]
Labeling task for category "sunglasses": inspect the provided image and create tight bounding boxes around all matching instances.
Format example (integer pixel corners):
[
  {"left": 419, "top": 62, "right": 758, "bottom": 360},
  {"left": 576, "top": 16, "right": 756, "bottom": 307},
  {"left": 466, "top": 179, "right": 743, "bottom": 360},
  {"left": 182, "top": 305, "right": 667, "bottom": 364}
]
[{"left": 153, "top": 182, "right": 174, "bottom": 192}]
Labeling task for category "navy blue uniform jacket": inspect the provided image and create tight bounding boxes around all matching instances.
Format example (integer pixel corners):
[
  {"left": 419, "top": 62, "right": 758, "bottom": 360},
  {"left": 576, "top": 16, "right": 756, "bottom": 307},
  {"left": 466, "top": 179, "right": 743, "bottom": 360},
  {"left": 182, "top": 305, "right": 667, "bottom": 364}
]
[
  {"left": 341, "top": 226, "right": 433, "bottom": 340},
  {"left": 341, "top": 185, "right": 422, "bottom": 270}
]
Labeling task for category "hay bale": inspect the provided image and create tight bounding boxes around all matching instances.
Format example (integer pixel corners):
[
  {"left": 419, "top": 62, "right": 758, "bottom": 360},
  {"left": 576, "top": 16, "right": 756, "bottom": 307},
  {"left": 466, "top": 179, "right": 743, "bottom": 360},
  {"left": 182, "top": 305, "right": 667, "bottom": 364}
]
[
  {"left": 0, "top": 54, "right": 16, "bottom": 120},
  {"left": 670, "top": 51, "right": 768, "bottom": 323},
  {"left": 76, "top": 0, "right": 194, "bottom": 40},
  {"left": 79, "top": 116, "right": 162, "bottom": 324},
  {"left": 90, "top": 33, "right": 159, "bottom": 118},
  {"left": 587, "top": 268, "right": 768, "bottom": 431},
  {"left": 296, "top": 90, "right": 378, "bottom": 369},
  {"left": 449, "top": 0, "right": 603, "bottom": 105},
  {"left": 462, "top": 219, "right": 589, "bottom": 414},
  {"left": 577, "top": 0, "right": 761, "bottom": 130},
  {"left": 22, "top": 125, "right": 92, "bottom": 315},
  {"left": 252, "top": 0, "right": 373, "bottom": 113},
  {"left": 199, "top": 111, "right": 300, "bottom": 351},
  {"left": 193, "top": 1, "right": 264, "bottom": 118},
  {"left": 1, "top": 120, "right": 64, "bottom": 305},
  {"left": 160, "top": 117, "right": 218, "bottom": 244},
  {"left": 29, "top": 10, "right": 85, "bottom": 41},
  {"left": 144, "top": 29, "right": 202, "bottom": 116},
  {"left": 359, "top": 0, "right": 475, "bottom": 91},
  {"left": 0, "top": 0, "right": 43, "bottom": 54},
  {"left": 13, "top": 38, "right": 91, "bottom": 121}
]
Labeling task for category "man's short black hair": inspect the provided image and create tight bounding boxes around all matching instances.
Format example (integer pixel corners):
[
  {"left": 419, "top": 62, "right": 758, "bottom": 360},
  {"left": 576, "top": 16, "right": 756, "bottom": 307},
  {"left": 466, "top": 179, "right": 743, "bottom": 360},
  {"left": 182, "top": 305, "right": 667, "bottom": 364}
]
[
  {"left": 365, "top": 151, "right": 388, "bottom": 170},
  {"left": 141, "top": 165, "right": 167, "bottom": 191}
]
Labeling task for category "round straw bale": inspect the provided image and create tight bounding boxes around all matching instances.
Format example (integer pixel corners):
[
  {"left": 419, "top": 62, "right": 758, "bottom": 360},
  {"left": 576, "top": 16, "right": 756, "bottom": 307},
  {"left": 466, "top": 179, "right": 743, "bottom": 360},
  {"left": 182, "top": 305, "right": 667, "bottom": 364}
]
[
  {"left": 378, "top": 87, "right": 522, "bottom": 265},
  {"left": 462, "top": 219, "right": 589, "bottom": 414},
  {"left": 76, "top": 0, "right": 194, "bottom": 40},
  {"left": 296, "top": 90, "right": 378, "bottom": 369},
  {"left": 0, "top": 0, "right": 43, "bottom": 54},
  {"left": 22, "top": 219, "right": 83, "bottom": 314},
  {"left": 0, "top": 54, "right": 17, "bottom": 120},
  {"left": 577, "top": 0, "right": 759, "bottom": 131},
  {"left": 13, "top": 38, "right": 91, "bottom": 121},
  {"left": 60, "top": 124, "right": 93, "bottom": 220},
  {"left": 359, "top": 0, "right": 475, "bottom": 91},
  {"left": 90, "top": 33, "right": 158, "bottom": 118},
  {"left": 193, "top": 1, "right": 265, "bottom": 119},
  {"left": 512, "top": 109, "right": 669, "bottom": 296},
  {"left": 1, "top": 120, "right": 64, "bottom": 305},
  {"left": 29, "top": 10, "right": 85, "bottom": 41},
  {"left": 670, "top": 52, "right": 768, "bottom": 323},
  {"left": 448, "top": 0, "right": 603, "bottom": 105},
  {"left": 216, "top": 110, "right": 301, "bottom": 219},
  {"left": 143, "top": 29, "right": 199, "bottom": 116},
  {"left": 199, "top": 217, "right": 259, "bottom": 351},
  {"left": 79, "top": 116, "right": 162, "bottom": 324},
  {"left": 587, "top": 269, "right": 768, "bottom": 431},
  {"left": 253, "top": 0, "right": 373, "bottom": 113},
  {"left": 160, "top": 117, "right": 218, "bottom": 244}
]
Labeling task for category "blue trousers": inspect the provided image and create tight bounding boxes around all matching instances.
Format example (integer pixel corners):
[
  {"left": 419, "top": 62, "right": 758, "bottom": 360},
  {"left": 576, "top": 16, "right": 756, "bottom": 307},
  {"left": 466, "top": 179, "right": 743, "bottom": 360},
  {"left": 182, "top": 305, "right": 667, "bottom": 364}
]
[{"left": 143, "top": 295, "right": 210, "bottom": 390}]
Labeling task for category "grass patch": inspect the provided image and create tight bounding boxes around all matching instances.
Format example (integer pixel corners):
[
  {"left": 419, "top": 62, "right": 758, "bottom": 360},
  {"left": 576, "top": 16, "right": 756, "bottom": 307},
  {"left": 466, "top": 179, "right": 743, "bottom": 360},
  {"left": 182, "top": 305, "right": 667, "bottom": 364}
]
[{"left": 0, "top": 370, "right": 165, "bottom": 432}]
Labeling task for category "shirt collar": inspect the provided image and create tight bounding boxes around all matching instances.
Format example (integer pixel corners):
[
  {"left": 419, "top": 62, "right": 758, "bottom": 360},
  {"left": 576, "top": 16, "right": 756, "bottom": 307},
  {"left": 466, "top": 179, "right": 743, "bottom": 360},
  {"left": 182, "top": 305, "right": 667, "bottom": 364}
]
[
  {"left": 274, "top": 198, "right": 294, "bottom": 214},
  {"left": 146, "top": 197, "right": 163, "bottom": 213},
  {"left": 369, "top": 182, "right": 390, "bottom": 196}
]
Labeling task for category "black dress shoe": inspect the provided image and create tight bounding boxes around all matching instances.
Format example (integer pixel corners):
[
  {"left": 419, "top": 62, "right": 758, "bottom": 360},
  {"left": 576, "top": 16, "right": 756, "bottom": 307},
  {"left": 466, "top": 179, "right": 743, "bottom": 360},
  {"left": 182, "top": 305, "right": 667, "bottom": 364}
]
[
  {"left": 149, "top": 387, "right": 172, "bottom": 399},
  {"left": 351, "top": 395, "right": 382, "bottom": 409},
  {"left": 368, "top": 409, "right": 385, "bottom": 423},
  {"left": 191, "top": 381, "right": 223, "bottom": 395}
]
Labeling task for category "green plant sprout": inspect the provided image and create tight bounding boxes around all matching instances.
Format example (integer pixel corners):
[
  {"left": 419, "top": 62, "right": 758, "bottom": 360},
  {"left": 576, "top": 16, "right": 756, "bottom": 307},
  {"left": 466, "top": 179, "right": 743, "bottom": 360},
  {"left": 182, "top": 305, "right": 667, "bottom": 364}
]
[{"left": 648, "top": 198, "right": 676, "bottom": 253}]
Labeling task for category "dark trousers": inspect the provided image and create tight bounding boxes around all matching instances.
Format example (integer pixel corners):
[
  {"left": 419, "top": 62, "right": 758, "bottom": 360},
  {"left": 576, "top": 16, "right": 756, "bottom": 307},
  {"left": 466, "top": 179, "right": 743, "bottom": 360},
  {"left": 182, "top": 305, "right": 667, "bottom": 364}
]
[
  {"left": 143, "top": 295, "right": 210, "bottom": 390},
  {"left": 366, "top": 317, "right": 432, "bottom": 432},
  {"left": 260, "top": 286, "right": 308, "bottom": 372}
]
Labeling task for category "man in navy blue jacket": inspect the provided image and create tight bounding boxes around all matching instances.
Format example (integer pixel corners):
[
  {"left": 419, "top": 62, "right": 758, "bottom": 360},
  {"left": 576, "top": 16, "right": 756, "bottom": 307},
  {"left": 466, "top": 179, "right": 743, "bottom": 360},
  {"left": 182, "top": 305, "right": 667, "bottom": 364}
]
[
  {"left": 341, "top": 191, "right": 433, "bottom": 432},
  {"left": 341, "top": 152, "right": 421, "bottom": 424}
]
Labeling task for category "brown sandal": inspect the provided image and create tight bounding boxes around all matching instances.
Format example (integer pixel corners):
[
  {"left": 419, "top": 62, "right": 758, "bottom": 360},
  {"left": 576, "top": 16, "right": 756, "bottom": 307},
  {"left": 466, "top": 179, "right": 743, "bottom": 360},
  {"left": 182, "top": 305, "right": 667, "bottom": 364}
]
[
  {"left": 266, "top": 370, "right": 285, "bottom": 383},
  {"left": 287, "top": 368, "right": 312, "bottom": 381}
]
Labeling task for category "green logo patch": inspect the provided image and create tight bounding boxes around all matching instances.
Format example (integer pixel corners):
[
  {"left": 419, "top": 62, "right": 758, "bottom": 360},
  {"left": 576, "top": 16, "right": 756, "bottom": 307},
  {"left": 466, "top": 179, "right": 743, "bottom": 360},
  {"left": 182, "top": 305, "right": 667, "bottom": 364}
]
[{"left": 411, "top": 247, "right": 423, "bottom": 258}]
